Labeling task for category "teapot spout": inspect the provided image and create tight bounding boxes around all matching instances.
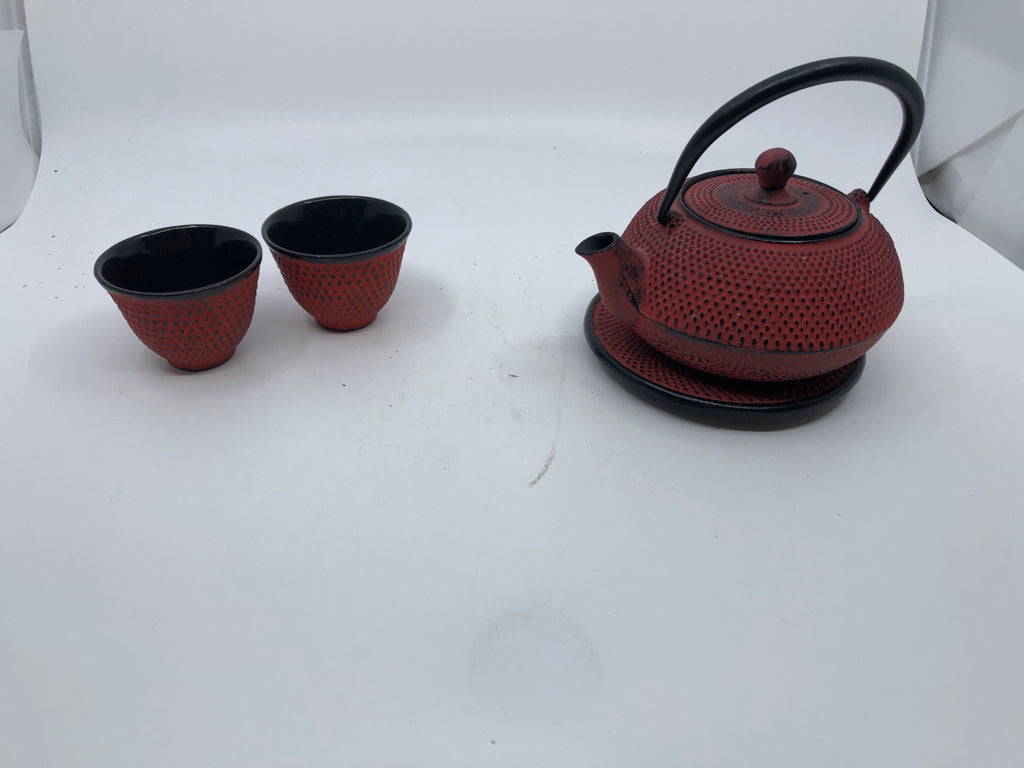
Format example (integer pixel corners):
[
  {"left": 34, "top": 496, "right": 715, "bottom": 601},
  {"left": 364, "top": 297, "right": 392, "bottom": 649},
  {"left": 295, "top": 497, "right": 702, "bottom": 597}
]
[{"left": 576, "top": 232, "right": 648, "bottom": 328}]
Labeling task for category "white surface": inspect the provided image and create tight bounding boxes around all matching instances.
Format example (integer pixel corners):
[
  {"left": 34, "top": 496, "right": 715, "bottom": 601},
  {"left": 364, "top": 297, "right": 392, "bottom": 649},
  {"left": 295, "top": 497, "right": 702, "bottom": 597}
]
[
  {"left": 3, "top": 1, "right": 1024, "bottom": 766},
  {"left": 913, "top": 0, "right": 1024, "bottom": 267}
]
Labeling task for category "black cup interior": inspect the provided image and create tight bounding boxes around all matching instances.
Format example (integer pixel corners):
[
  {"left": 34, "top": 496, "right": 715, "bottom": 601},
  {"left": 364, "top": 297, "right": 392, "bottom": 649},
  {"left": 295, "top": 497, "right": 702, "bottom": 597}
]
[
  {"left": 96, "top": 225, "right": 261, "bottom": 295},
  {"left": 262, "top": 196, "right": 412, "bottom": 259}
]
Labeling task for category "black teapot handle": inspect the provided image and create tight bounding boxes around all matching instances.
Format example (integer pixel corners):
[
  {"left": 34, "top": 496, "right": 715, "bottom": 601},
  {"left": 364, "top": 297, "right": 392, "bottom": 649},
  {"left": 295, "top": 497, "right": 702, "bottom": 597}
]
[{"left": 655, "top": 57, "right": 925, "bottom": 226}]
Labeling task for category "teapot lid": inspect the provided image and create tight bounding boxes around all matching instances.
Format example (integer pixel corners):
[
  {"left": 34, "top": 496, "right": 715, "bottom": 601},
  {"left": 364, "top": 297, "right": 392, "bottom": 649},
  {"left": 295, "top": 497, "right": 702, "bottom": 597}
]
[{"left": 682, "top": 148, "right": 860, "bottom": 242}]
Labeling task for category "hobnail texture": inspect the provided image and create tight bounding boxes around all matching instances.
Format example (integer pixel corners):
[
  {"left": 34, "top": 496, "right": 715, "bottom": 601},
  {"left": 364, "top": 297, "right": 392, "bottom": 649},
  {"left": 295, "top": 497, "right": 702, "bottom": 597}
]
[
  {"left": 590, "top": 296, "right": 861, "bottom": 406},
  {"left": 95, "top": 224, "right": 262, "bottom": 372},
  {"left": 623, "top": 189, "right": 903, "bottom": 381},
  {"left": 271, "top": 245, "right": 405, "bottom": 331},
  {"left": 683, "top": 170, "right": 860, "bottom": 239},
  {"left": 108, "top": 269, "right": 260, "bottom": 371},
  {"left": 262, "top": 196, "right": 411, "bottom": 331}
]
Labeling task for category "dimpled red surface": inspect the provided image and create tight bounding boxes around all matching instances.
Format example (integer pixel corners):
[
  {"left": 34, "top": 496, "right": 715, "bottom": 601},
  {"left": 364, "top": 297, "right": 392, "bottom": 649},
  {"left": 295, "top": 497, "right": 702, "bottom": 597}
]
[
  {"left": 623, "top": 191, "right": 903, "bottom": 355},
  {"left": 109, "top": 268, "right": 259, "bottom": 371},
  {"left": 273, "top": 246, "right": 404, "bottom": 331},
  {"left": 590, "top": 297, "right": 860, "bottom": 406},
  {"left": 683, "top": 173, "right": 859, "bottom": 239}
]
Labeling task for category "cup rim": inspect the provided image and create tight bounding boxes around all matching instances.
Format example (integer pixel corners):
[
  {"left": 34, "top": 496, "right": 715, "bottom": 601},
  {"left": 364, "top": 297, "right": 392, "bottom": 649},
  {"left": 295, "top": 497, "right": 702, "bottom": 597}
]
[
  {"left": 261, "top": 195, "right": 412, "bottom": 263},
  {"left": 94, "top": 224, "right": 262, "bottom": 299}
]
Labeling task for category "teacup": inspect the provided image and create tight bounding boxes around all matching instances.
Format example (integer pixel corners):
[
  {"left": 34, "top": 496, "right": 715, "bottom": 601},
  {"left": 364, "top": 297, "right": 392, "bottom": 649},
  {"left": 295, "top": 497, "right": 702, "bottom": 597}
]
[
  {"left": 94, "top": 224, "right": 262, "bottom": 371},
  {"left": 261, "top": 196, "right": 412, "bottom": 331}
]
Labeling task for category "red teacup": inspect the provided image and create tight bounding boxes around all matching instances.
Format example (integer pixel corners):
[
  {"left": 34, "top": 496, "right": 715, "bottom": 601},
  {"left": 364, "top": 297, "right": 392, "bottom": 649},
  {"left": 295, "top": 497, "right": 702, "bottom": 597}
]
[
  {"left": 94, "top": 224, "right": 262, "bottom": 371},
  {"left": 261, "top": 196, "right": 411, "bottom": 331}
]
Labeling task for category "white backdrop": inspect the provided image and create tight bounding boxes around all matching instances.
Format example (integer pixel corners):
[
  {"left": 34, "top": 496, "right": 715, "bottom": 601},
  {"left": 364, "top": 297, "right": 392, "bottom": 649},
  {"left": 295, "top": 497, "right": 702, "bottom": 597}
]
[
  {"left": 914, "top": 0, "right": 1024, "bottom": 267},
  {"left": 8, "top": 2, "right": 1024, "bottom": 768},
  {"left": 22, "top": 0, "right": 933, "bottom": 247},
  {"left": 28, "top": 0, "right": 927, "bottom": 123}
]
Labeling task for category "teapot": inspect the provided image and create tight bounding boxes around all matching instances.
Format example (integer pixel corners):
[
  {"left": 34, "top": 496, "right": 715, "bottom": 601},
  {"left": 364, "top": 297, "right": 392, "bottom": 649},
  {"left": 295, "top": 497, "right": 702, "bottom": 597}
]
[{"left": 577, "top": 57, "right": 925, "bottom": 382}]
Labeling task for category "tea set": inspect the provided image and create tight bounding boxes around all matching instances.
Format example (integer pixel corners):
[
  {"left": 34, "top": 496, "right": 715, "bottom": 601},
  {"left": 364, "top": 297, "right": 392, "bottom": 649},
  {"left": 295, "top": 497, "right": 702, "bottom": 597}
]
[
  {"left": 94, "top": 56, "right": 925, "bottom": 423},
  {"left": 94, "top": 196, "right": 412, "bottom": 371}
]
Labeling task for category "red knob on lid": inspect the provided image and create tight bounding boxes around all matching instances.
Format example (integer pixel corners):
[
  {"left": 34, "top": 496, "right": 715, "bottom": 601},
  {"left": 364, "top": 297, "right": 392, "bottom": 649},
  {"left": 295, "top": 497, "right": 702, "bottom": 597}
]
[{"left": 755, "top": 147, "right": 797, "bottom": 190}]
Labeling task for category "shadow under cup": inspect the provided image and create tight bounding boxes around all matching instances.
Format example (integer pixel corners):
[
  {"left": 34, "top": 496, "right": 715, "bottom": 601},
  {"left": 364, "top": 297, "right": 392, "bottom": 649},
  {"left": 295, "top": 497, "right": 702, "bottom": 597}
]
[
  {"left": 94, "top": 225, "right": 262, "bottom": 371},
  {"left": 262, "top": 196, "right": 412, "bottom": 331}
]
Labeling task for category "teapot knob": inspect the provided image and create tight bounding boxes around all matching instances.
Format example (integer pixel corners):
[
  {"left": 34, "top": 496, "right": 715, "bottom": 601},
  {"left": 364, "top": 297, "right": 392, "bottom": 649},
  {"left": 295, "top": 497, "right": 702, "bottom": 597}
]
[{"left": 755, "top": 147, "right": 797, "bottom": 190}]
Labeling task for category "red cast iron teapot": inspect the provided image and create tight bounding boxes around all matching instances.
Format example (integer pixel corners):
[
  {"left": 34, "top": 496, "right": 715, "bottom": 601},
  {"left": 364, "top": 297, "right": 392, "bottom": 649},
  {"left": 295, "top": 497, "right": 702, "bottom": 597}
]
[{"left": 577, "top": 57, "right": 925, "bottom": 382}]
